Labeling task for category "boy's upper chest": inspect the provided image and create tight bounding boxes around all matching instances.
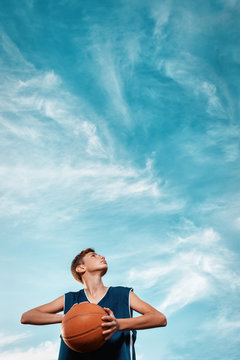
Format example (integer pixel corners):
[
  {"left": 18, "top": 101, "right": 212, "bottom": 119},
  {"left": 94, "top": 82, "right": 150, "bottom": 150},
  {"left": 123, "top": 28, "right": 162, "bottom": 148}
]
[{"left": 83, "top": 286, "right": 110, "bottom": 305}]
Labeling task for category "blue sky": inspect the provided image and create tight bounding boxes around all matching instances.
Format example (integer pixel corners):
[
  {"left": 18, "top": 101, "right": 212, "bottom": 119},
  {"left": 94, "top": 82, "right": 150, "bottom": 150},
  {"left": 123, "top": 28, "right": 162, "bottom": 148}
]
[{"left": 0, "top": 0, "right": 240, "bottom": 359}]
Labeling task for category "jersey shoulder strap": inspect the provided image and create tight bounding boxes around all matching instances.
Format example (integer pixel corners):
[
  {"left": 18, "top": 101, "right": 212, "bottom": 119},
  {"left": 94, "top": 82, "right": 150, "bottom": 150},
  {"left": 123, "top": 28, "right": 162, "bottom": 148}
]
[{"left": 64, "top": 289, "right": 85, "bottom": 313}]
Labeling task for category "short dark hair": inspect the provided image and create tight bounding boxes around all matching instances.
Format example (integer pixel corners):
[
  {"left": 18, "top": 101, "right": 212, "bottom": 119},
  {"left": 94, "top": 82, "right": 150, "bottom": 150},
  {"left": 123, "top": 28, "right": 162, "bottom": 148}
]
[{"left": 71, "top": 248, "right": 95, "bottom": 283}]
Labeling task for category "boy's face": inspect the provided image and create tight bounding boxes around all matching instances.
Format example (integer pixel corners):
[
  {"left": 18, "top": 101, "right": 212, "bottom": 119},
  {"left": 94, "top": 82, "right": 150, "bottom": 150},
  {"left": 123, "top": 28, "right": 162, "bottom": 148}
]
[{"left": 82, "top": 251, "right": 108, "bottom": 276}]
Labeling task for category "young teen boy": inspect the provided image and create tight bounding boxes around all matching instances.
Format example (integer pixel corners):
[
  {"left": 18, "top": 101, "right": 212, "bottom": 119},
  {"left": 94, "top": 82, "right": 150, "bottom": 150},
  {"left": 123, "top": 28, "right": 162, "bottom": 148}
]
[{"left": 21, "top": 248, "right": 167, "bottom": 360}]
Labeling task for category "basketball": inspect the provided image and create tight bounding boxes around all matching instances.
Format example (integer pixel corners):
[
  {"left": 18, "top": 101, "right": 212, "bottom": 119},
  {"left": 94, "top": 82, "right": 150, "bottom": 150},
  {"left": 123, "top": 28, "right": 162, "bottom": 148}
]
[{"left": 61, "top": 302, "right": 107, "bottom": 353}]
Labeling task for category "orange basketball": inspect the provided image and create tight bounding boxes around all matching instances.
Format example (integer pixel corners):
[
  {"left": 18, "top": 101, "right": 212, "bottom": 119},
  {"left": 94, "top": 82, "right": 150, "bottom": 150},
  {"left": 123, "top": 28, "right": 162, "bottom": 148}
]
[{"left": 61, "top": 302, "right": 107, "bottom": 353}]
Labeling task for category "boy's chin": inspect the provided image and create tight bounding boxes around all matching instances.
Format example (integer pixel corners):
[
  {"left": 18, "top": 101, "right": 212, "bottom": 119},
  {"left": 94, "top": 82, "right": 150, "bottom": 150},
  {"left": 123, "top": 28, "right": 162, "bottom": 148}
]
[{"left": 101, "top": 267, "right": 108, "bottom": 277}]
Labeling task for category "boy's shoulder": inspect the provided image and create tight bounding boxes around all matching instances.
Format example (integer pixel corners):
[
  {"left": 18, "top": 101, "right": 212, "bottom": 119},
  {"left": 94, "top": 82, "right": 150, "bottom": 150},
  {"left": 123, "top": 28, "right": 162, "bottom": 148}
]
[{"left": 65, "top": 289, "right": 83, "bottom": 296}]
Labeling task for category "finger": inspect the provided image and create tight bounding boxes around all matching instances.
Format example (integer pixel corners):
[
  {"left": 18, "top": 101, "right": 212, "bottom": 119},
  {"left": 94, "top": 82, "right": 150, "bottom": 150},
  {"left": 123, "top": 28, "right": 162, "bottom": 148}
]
[
  {"left": 103, "top": 331, "right": 116, "bottom": 341},
  {"left": 103, "top": 307, "right": 113, "bottom": 316},
  {"left": 101, "top": 321, "right": 115, "bottom": 328},
  {"left": 102, "top": 319, "right": 116, "bottom": 326},
  {"left": 102, "top": 324, "right": 117, "bottom": 333},
  {"left": 103, "top": 332, "right": 114, "bottom": 339},
  {"left": 103, "top": 307, "right": 111, "bottom": 312},
  {"left": 103, "top": 330, "right": 110, "bottom": 335},
  {"left": 104, "top": 335, "right": 111, "bottom": 341},
  {"left": 101, "top": 315, "right": 112, "bottom": 321}
]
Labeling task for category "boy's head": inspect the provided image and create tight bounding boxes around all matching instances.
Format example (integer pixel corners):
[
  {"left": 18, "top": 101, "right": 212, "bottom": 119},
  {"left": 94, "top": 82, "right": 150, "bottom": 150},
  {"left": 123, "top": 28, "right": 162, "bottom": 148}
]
[{"left": 71, "top": 248, "right": 108, "bottom": 283}]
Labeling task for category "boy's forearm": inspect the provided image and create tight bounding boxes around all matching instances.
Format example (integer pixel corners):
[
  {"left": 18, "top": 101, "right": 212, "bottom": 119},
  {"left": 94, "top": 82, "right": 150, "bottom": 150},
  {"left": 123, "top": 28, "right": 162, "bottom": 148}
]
[
  {"left": 21, "top": 309, "right": 64, "bottom": 325},
  {"left": 118, "top": 312, "right": 167, "bottom": 331}
]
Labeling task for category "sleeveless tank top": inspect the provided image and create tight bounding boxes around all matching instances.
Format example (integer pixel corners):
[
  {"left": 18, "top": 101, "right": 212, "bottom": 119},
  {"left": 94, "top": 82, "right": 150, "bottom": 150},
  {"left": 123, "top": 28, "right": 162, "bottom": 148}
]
[{"left": 58, "top": 286, "right": 137, "bottom": 360}]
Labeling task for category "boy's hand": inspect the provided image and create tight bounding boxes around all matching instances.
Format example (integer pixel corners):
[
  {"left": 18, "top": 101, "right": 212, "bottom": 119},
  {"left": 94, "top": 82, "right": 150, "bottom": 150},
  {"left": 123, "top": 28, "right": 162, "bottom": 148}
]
[{"left": 101, "top": 307, "right": 119, "bottom": 341}]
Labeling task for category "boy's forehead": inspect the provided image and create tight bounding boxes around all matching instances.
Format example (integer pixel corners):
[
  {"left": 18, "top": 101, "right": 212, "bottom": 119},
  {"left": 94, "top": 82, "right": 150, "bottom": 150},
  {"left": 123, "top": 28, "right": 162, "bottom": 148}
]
[{"left": 86, "top": 251, "right": 97, "bottom": 257}]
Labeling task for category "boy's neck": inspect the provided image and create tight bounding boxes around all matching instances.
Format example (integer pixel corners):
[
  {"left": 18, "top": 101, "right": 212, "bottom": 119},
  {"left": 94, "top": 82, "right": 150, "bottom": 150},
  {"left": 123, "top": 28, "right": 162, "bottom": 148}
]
[{"left": 83, "top": 273, "right": 107, "bottom": 298}]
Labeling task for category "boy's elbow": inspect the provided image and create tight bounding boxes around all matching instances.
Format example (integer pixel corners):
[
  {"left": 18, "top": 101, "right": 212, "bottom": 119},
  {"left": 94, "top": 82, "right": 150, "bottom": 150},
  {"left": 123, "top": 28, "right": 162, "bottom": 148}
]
[
  {"left": 161, "top": 315, "right": 167, "bottom": 327},
  {"left": 157, "top": 312, "right": 167, "bottom": 327},
  {"left": 20, "top": 312, "right": 28, "bottom": 324}
]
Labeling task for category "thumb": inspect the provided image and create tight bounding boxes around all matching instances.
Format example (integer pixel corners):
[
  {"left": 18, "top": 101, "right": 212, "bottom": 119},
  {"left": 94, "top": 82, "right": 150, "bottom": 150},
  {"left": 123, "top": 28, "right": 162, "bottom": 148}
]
[{"left": 103, "top": 307, "right": 112, "bottom": 315}]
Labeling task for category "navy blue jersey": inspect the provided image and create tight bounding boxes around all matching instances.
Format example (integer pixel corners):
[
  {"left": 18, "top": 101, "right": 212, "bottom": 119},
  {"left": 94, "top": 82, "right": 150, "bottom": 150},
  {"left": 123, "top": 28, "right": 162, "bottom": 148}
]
[{"left": 58, "top": 286, "right": 137, "bottom": 360}]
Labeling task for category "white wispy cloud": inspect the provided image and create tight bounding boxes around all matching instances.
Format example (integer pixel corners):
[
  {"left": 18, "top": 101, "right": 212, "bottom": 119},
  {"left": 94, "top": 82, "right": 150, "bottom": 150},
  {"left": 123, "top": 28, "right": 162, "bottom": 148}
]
[
  {"left": 91, "top": 42, "right": 131, "bottom": 125},
  {"left": 150, "top": 1, "right": 171, "bottom": 38},
  {"left": 220, "top": 0, "right": 239, "bottom": 8},
  {"left": 181, "top": 121, "right": 240, "bottom": 164},
  {"left": 0, "top": 117, "right": 39, "bottom": 140},
  {"left": 0, "top": 29, "right": 181, "bottom": 219},
  {"left": 127, "top": 227, "right": 240, "bottom": 316},
  {"left": 149, "top": 5, "right": 234, "bottom": 120},
  {"left": 162, "top": 53, "right": 226, "bottom": 118},
  {"left": 0, "top": 338, "right": 144, "bottom": 360},
  {"left": 150, "top": 4, "right": 238, "bottom": 125},
  {"left": 199, "top": 81, "right": 225, "bottom": 117},
  {"left": 123, "top": 34, "right": 141, "bottom": 69},
  {"left": 202, "top": 310, "right": 240, "bottom": 342},
  {"left": 0, "top": 31, "right": 33, "bottom": 71},
  {"left": 0, "top": 162, "right": 167, "bottom": 219},
  {"left": 0, "top": 332, "right": 30, "bottom": 347},
  {"left": 235, "top": 217, "right": 240, "bottom": 229},
  {"left": 223, "top": 143, "right": 239, "bottom": 162},
  {"left": 0, "top": 340, "right": 59, "bottom": 360},
  {"left": 160, "top": 271, "right": 210, "bottom": 315},
  {"left": 0, "top": 30, "right": 109, "bottom": 160},
  {"left": 81, "top": 121, "right": 107, "bottom": 158},
  {"left": 1, "top": 70, "right": 107, "bottom": 159},
  {"left": 18, "top": 70, "right": 61, "bottom": 89},
  {"left": 0, "top": 195, "right": 35, "bottom": 216},
  {"left": 0, "top": 29, "right": 187, "bottom": 224},
  {"left": 206, "top": 123, "right": 240, "bottom": 162}
]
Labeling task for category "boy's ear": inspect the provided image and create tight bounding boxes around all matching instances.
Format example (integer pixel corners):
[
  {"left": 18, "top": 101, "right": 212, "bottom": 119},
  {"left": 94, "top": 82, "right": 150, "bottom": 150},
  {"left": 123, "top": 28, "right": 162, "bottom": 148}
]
[{"left": 76, "top": 264, "right": 85, "bottom": 276}]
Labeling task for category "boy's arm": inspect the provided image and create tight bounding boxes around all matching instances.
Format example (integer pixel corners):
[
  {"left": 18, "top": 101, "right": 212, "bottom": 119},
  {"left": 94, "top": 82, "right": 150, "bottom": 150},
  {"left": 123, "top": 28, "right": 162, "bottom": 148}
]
[
  {"left": 102, "top": 291, "right": 167, "bottom": 340},
  {"left": 120, "top": 291, "right": 167, "bottom": 330},
  {"left": 20, "top": 295, "right": 65, "bottom": 325}
]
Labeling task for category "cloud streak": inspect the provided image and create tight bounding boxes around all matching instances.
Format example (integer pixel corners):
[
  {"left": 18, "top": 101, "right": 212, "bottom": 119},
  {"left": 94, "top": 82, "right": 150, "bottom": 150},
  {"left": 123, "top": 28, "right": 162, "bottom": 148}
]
[
  {"left": 0, "top": 160, "right": 181, "bottom": 222},
  {"left": 91, "top": 42, "right": 131, "bottom": 125},
  {"left": 0, "top": 29, "right": 185, "bottom": 222},
  {"left": 0, "top": 332, "right": 30, "bottom": 347},
  {"left": 0, "top": 340, "right": 59, "bottom": 360},
  {"left": 162, "top": 53, "right": 226, "bottom": 118},
  {"left": 128, "top": 227, "right": 240, "bottom": 316}
]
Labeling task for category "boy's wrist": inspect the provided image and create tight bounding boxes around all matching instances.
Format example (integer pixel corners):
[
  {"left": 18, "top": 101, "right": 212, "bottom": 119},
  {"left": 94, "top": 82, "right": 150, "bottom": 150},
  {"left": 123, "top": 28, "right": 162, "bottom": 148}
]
[
  {"left": 117, "top": 318, "right": 129, "bottom": 331},
  {"left": 59, "top": 314, "right": 65, "bottom": 322},
  {"left": 117, "top": 318, "right": 123, "bottom": 331}
]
